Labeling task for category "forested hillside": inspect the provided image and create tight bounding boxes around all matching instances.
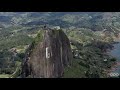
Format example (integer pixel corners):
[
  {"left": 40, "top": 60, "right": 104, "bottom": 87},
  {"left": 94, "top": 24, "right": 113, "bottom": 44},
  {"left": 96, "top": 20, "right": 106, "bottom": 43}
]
[{"left": 0, "top": 12, "right": 120, "bottom": 78}]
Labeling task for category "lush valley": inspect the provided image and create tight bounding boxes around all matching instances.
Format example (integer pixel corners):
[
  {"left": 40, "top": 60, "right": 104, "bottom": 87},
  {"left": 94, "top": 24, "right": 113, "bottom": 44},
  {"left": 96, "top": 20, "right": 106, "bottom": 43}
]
[{"left": 0, "top": 12, "right": 120, "bottom": 78}]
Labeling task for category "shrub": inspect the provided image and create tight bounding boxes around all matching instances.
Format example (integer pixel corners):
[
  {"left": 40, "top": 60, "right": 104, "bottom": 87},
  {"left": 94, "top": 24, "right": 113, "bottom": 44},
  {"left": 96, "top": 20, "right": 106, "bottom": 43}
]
[{"left": 110, "top": 58, "right": 117, "bottom": 62}]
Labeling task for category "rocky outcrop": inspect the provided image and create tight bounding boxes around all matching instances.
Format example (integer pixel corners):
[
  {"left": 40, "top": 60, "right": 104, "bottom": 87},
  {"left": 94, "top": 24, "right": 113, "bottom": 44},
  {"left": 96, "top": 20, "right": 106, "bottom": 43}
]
[{"left": 22, "top": 29, "right": 73, "bottom": 78}]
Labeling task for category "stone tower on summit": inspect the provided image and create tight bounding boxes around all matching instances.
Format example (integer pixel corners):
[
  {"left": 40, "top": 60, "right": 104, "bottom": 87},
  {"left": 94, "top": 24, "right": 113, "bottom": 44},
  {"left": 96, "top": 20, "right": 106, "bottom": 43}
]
[{"left": 22, "top": 28, "right": 73, "bottom": 78}]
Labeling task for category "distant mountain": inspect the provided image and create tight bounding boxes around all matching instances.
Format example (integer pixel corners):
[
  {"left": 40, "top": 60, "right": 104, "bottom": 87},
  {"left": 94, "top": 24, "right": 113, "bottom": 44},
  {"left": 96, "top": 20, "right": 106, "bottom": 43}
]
[{"left": 0, "top": 12, "right": 120, "bottom": 31}]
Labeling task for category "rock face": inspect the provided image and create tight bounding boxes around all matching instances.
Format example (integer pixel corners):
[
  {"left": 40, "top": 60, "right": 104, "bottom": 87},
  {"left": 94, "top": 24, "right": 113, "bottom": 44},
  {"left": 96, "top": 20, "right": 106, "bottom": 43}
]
[{"left": 22, "top": 29, "right": 73, "bottom": 78}]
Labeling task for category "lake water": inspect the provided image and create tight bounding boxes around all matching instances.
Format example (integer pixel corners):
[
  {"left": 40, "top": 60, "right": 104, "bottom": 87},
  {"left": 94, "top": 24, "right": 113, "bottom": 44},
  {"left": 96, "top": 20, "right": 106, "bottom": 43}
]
[
  {"left": 110, "top": 42, "right": 120, "bottom": 60},
  {"left": 109, "top": 41, "right": 120, "bottom": 74}
]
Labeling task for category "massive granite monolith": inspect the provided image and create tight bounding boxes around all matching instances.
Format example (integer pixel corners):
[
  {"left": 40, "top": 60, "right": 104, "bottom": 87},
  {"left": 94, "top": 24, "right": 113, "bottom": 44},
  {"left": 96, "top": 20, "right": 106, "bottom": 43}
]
[{"left": 22, "top": 29, "right": 73, "bottom": 78}]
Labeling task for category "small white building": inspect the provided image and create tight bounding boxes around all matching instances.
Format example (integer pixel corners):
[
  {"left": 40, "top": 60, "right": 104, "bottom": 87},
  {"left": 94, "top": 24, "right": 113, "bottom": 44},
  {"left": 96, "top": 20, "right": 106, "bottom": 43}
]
[
  {"left": 103, "top": 59, "right": 108, "bottom": 62},
  {"left": 52, "top": 26, "right": 61, "bottom": 30}
]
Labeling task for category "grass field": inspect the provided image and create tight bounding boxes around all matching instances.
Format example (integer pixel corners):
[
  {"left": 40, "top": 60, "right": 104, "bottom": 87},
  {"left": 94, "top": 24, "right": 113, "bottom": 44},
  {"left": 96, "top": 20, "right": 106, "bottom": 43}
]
[
  {"left": 63, "top": 59, "right": 88, "bottom": 78},
  {"left": 0, "top": 74, "right": 10, "bottom": 78}
]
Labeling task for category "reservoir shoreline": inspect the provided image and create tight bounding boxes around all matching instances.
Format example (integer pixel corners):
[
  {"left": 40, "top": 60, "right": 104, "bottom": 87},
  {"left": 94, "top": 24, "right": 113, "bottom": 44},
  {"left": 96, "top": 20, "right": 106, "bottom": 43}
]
[{"left": 106, "top": 38, "right": 120, "bottom": 77}]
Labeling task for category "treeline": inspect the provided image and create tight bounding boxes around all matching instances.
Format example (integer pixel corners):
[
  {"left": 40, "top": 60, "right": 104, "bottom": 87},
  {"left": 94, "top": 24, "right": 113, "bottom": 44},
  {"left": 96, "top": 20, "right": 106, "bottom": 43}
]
[{"left": 0, "top": 49, "right": 25, "bottom": 74}]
